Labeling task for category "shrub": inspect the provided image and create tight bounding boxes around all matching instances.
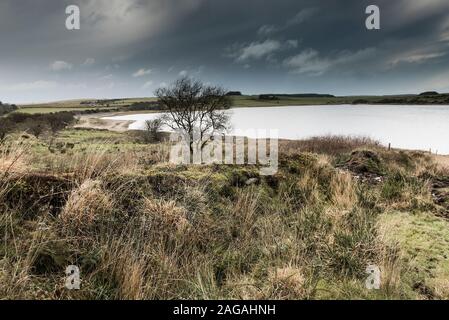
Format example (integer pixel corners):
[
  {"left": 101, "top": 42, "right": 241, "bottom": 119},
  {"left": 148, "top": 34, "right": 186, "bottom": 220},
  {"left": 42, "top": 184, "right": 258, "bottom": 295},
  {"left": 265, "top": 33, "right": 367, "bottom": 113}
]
[
  {"left": 47, "top": 112, "right": 75, "bottom": 134},
  {"left": 1, "top": 112, "right": 75, "bottom": 137},
  {"left": 25, "top": 119, "right": 47, "bottom": 138},
  {"left": 338, "top": 149, "right": 384, "bottom": 175},
  {"left": 144, "top": 119, "right": 163, "bottom": 143},
  {"left": 226, "top": 91, "right": 242, "bottom": 96},
  {"left": 280, "top": 135, "right": 381, "bottom": 156},
  {"left": 0, "top": 118, "right": 14, "bottom": 141},
  {"left": 0, "top": 102, "right": 18, "bottom": 116}
]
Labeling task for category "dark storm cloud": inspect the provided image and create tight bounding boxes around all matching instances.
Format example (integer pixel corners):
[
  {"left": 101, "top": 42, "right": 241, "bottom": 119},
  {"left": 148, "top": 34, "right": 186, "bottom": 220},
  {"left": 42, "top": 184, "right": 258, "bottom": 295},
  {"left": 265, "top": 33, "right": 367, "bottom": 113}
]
[{"left": 1, "top": 0, "right": 449, "bottom": 103}]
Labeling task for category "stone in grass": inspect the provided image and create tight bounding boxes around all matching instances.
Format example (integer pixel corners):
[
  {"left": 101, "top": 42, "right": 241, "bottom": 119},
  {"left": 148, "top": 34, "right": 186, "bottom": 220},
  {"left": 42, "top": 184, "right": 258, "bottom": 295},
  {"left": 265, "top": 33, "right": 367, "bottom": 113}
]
[{"left": 245, "top": 178, "right": 259, "bottom": 186}]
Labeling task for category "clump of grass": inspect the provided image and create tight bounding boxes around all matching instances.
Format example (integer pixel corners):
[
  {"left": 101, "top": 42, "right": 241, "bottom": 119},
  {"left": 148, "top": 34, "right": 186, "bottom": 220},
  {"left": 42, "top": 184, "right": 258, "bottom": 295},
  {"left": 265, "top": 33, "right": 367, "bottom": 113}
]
[
  {"left": 267, "top": 265, "right": 306, "bottom": 299},
  {"left": 337, "top": 149, "right": 385, "bottom": 175},
  {"left": 380, "top": 172, "right": 434, "bottom": 211},
  {"left": 280, "top": 135, "right": 381, "bottom": 156},
  {"left": 329, "top": 171, "right": 357, "bottom": 209},
  {"left": 59, "top": 179, "right": 114, "bottom": 234},
  {"left": 142, "top": 198, "right": 190, "bottom": 233},
  {"left": 0, "top": 138, "right": 30, "bottom": 175}
]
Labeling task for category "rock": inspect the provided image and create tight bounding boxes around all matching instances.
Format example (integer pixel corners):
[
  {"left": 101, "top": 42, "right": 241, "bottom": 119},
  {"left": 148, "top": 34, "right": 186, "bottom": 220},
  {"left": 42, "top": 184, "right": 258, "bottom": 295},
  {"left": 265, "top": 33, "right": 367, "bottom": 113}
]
[{"left": 245, "top": 178, "right": 259, "bottom": 186}]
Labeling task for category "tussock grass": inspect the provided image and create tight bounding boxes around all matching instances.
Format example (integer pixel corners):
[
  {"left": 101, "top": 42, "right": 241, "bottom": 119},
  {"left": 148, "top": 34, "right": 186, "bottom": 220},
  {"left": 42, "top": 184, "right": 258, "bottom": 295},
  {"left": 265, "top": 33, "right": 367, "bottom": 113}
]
[
  {"left": 1, "top": 130, "right": 447, "bottom": 299},
  {"left": 280, "top": 135, "right": 382, "bottom": 156},
  {"left": 60, "top": 179, "right": 114, "bottom": 234}
]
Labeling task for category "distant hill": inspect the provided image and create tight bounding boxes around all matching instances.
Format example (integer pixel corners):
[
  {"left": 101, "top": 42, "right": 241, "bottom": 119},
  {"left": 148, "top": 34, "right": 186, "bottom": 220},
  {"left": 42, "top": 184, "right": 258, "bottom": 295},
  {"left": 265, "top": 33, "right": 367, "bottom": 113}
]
[
  {"left": 226, "top": 91, "right": 242, "bottom": 96},
  {"left": 260, "top": 93, "right": 335, "bottom": 98},
  {"left": 419, "top": 91, "right": 439, "bottom": 96},
  {"left": 14, "top": 91, "right": 449, "bottom": 114}
]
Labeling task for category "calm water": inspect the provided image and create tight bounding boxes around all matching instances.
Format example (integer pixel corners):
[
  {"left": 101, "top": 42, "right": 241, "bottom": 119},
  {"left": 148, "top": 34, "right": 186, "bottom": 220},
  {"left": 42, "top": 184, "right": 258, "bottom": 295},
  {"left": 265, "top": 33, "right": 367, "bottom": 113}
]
[{"left": 104, "top": 105, "right": 449, "bottom": 154}]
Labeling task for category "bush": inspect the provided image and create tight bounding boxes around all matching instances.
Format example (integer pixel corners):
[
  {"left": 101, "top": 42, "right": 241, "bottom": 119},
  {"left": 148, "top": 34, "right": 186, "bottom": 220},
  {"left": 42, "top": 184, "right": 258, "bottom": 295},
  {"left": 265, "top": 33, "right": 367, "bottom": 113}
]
[
  {"left": 226, "top": 91, "right": 242, "bottom": 96},
  {"left": 0, "top": 118, "right": 14, "bottom": 141},
  {"left": 25, "top": 119, "right": 46, "bottom": 138},
  {"left": 0, "top": 102, "right": 18, "bottom": 116},
  {"left": 143, "top": 119, "right": 163, "bottom": 143},
  {"left": 338, "top": 149, "right": 385, "bottom": 175},
  {"left": 1, "top": 112, "right": 75, "bottom": 138},
  {"left": 47, "top": 112, "right": 75, "bottom": 134}
]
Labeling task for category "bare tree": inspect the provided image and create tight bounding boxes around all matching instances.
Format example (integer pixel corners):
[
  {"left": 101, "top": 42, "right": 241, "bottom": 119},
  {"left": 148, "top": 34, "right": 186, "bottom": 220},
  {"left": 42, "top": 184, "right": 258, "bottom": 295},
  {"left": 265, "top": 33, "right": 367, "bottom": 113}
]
[
  {"left": 155, "top": 77, "right": 231, "bottom": 161},
  {"left": 144, "top": 118, "right": 163, "bottom": 143}
]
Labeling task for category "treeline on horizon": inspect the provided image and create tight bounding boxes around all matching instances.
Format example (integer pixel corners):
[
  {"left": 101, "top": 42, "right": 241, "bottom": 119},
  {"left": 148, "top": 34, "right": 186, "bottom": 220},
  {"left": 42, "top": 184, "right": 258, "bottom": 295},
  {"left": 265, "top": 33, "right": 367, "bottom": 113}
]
[
  {"left": 351, "top": 91, "right": 449, "bottom": 105},
  {"left": 0, "top": 101, "right": 18, "bottom": 116},
  {"left": 227, "top": 90, "right": 449, "bottom": 104}
]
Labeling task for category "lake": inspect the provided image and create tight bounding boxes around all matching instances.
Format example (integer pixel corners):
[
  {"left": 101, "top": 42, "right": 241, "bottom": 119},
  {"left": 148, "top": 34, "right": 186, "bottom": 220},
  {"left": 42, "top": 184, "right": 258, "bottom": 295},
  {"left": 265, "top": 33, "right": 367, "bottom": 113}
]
[{"left": 104, "top": 105, "right": 449, "bottom": 154}]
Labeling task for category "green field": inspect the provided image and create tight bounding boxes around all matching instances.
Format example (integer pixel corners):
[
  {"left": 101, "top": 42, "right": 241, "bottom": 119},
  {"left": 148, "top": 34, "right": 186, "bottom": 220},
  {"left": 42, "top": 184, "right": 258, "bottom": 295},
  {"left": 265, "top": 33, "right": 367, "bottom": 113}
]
[
  {"left": 16, "top": 107, "right": 114, "bottom": 114},
  {"left": 15, "top": 93, "right": 449, "bottom": 114},
  {"left": 230, "top": 93, "right": 449, "bottom": 107},
  {"left": 230, "top": 95, "right": 369, "bottom": 107},
  {"left": 17, "top": 97, "right": 158, "bottom": 114}
]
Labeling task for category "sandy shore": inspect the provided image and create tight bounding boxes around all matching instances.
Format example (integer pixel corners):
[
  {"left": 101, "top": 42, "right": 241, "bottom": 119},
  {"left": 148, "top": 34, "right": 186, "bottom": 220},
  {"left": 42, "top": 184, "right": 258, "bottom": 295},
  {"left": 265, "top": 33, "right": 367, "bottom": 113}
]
[{"left": 74, "top": 113, "right": 135, "bottom": 132}]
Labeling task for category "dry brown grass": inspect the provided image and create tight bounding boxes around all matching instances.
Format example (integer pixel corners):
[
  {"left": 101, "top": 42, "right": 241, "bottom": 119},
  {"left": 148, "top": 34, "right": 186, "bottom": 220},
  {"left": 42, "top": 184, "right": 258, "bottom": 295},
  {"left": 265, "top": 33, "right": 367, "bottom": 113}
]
[
  {"left": 330, "top": 171, "right": 357, "bottom": 209},
  {"left": 0, "top": 138, "right": 32, "bottom": 178},
  {"left": 60, "top": 179, "right": 114, "bottom": 233},
  {"left": 67, "top": 148, "right": 140, "bottom": 182},
  {"left": 1, "top": 132, "right": 445, "bottom": 300},
  {"left": 100, "top": 239, "right": 150, "bottom": 300},
  {"left": 280, "top": 135, "right": 382, "bottom": 156},
  {"left": 267, "top": 265, "right": 306, "bottom": 299},
  {"left": 432, "top": 155, "right": 449, "bottom": 173},
  {"left": 142, "top": 198, "right": 190, "bottom": 233},
  {"left": 0, "top": 138, "right": 32, "bottom": 211}
]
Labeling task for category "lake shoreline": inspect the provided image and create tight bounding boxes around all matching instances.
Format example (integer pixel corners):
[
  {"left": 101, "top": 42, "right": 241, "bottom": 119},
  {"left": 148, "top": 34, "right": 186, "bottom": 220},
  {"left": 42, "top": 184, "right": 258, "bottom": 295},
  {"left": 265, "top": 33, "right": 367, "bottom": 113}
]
[{"left": 72, "top": 104, "right": 449, "bottom": 155}]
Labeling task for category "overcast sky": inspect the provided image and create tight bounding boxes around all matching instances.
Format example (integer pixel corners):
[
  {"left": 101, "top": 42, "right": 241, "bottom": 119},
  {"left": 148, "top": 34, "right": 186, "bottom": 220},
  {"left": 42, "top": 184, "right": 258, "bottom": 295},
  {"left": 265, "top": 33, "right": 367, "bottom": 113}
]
[{"left": 1, "top": 0, "right": 449, "bottom": 103}]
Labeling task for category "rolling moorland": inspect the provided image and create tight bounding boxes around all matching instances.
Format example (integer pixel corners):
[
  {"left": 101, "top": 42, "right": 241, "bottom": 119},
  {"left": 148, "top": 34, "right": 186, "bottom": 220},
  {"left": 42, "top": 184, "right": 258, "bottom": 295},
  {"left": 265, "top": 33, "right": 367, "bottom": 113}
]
[
  {"left": 14, "top": 91, "right": 449, "bottom": 114},
  {"left": 1, "top": 93, "right": 449, "bottom": 299}
]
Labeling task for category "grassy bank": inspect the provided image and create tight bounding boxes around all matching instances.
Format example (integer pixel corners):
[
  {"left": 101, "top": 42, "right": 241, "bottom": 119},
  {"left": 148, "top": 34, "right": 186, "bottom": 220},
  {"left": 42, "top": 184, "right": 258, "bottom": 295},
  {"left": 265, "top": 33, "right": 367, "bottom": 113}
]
[
  {"left": 1, "top": 129, "right": 449, "bottom": 299},
  {"left": 16, "top": 98, "right": 158, "bottom": 115}
]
